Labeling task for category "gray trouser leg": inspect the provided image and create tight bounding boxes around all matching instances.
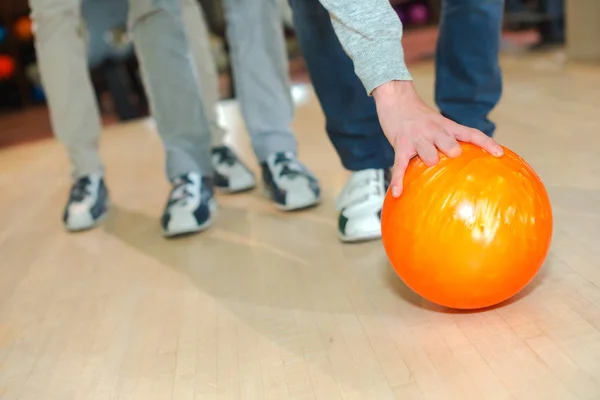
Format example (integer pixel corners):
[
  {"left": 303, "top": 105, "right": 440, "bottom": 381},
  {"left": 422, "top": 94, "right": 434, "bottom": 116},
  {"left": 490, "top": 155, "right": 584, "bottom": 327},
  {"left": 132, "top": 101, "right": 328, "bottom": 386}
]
[
  {"left": 30, "top": 0, "right": 104, "bottom": 180},
  {"left": 180, "top": 0, "right": 227, "bottom": 147},
  {"left": 222, "top": 0, "right": 297, "bottom": 161},
  {"left": 129, "top": 0, "right": 213, "bottom": 179}
]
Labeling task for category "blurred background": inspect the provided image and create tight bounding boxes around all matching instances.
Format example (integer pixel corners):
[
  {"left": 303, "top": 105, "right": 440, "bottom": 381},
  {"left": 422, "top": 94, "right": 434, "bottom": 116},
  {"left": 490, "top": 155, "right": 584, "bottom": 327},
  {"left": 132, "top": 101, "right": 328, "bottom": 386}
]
[{"left": 0, "top": 0, "right": 572, "bottom": 148}]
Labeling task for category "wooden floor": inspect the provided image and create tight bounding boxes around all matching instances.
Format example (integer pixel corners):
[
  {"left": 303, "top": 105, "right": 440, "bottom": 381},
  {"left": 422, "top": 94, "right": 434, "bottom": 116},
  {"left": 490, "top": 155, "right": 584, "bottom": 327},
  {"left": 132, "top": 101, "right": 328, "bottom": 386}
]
[{"left": 1, "top": 50, "right": 600, "bottom": 400}]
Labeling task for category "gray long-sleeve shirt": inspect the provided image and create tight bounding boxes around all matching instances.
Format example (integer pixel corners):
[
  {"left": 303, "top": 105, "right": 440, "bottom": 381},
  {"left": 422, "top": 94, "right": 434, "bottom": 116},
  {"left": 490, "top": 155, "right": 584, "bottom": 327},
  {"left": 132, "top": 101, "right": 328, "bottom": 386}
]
[{"left": 317, "top": 0, "right": 412, "bottom": 95}]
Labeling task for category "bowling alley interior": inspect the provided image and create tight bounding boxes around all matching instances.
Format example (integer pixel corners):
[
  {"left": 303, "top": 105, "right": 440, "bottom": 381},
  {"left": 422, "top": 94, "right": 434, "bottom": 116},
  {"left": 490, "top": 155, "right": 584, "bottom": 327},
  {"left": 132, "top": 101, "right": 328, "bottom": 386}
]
[{"left": 2, "top": 0, "right": 600, "bottom": 399}]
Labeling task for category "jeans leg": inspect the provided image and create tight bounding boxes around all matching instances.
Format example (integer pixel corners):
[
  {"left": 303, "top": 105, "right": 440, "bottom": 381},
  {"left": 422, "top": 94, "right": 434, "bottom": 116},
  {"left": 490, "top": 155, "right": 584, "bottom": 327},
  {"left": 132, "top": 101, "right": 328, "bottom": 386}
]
[
  {"left": 129, "top": 0, "right": 213, "bottom": 179},
  {"left": 289, "top": 0, "right": 394, "bottom": 171},
  {"left": 435, "top": 0, "right": 504, "bottom": 137}
]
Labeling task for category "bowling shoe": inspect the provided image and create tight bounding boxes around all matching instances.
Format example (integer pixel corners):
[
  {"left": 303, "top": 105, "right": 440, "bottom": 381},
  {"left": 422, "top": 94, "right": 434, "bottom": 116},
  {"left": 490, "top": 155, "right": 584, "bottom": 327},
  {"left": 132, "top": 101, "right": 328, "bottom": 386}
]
[
  {"left": 211, "top": 145, "right": 256, "bottom": 193},
  {"left": 260, "top": 151, "right": 321, "bottom": 211},
  {"left": 63, "top": 173, "right": 109, "bottom": 232},
  {"left": 161, "top": 172, "right": 217, "bottom": 237},
  {"left": 336, "top": 168, "right": 391, "bottom": 242}
]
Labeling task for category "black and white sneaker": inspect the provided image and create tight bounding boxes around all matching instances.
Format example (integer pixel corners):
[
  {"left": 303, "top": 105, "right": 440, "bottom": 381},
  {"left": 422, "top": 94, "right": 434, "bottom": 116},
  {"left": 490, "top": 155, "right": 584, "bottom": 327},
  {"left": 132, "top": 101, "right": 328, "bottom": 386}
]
[
  {"left": 161, "top": 172, "right": 217, "bottom": 237},
  {"left": 261, "top": 151, "right": 320, "bottom": 211},
  {"left": 336, "top": 168, "right": 390, "bottom": 242},
  {"left": 211, "top": 146, "right": 256, "bottom": 193},
  {"left": 63, "top": 174, "right": 109, "bottom": 232}
]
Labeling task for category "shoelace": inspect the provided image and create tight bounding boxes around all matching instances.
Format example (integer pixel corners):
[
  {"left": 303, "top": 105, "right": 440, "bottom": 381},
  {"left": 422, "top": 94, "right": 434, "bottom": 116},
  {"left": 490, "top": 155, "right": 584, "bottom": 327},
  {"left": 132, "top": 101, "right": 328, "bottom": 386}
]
[
  {"left": 168, "top": 175, "right": 195, "bottom": 207},
  {"left": 335, "top": 170, "right": 383, "bottom": 211},
  {"left": 212, "top": 146, "right": 238, "bottom": 167},
  {"left": 70, "top": 177, "right": 92, "bottom": 203},
  {"left": 274, "top": 153, "right": 304, "bottom": 179}
]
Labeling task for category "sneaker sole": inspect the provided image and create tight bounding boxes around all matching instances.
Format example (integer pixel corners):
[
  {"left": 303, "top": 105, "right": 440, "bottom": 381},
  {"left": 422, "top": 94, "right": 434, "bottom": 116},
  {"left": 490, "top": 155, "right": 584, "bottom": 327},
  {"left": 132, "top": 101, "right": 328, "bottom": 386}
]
[
  {"left": 162, "top": 199, "right": 218, "bottom": 238},
  {"left": 261, "top": 187, "right": 320, "bottom": 211},
  {"left": 214, "top": 181, "right": 257, "bottom": 195},
  {"left": 338, "top": 231, "right": 382, "bottom": 243},
  {"left": 64, "top": 202, "right": 110, "bottom": 233}
]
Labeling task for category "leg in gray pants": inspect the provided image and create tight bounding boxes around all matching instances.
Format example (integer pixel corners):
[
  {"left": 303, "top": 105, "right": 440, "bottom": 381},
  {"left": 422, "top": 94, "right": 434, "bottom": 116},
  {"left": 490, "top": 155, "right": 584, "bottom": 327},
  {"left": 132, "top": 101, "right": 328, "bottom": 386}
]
[
  {"left": 30, "top": 0, "right": 216, "bottom": 235},
  {"left": 31, "top": 0, "right": 222, "bottom": 179},
  {"left": 221, "top": 0, "right": 298, "bottom": 160},
  {"left": 213, "top": 0, "right": 320, "bottom": 212},
  {"left": 129, "top": 0, "right": 213, "bottom": 178},
  {"left": 130, "top": 0, "right": 220, "bottom": 237},
  {"left": 31, "top": 0, "right": 104, "bottom": 180},
  {"left": 181, "top": 0, "right": 299, "bottom": 160},
  {"left": 179, "top": 0, "right": 227, "bottom": 148},
  {"left": 30, "top": 0, "right": 319, "bottom": 234}
]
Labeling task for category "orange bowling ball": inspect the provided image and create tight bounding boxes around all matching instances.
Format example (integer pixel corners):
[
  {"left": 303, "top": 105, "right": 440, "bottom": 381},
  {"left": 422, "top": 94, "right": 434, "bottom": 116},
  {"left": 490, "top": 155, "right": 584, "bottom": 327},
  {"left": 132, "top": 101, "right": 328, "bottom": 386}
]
[{"left": 381, "top": 142, "right": 553, "bottom": 310}]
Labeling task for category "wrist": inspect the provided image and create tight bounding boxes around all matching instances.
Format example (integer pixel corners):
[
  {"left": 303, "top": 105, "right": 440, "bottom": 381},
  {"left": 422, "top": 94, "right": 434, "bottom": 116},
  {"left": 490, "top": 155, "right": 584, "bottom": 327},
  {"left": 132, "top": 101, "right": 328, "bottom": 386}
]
[
  {"left": 372, "top": 80, "right": 417, "bottom": 103},
  {"left": 372, "top": 80, "right": 427, "bottom": 114}
]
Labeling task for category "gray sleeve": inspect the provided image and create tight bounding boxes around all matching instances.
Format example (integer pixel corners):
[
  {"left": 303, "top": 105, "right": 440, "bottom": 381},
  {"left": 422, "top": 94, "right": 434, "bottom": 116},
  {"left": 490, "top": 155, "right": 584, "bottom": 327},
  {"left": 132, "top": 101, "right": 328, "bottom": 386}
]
[{"left": 317, "top": 0, "right": 412, "bottom": 95}]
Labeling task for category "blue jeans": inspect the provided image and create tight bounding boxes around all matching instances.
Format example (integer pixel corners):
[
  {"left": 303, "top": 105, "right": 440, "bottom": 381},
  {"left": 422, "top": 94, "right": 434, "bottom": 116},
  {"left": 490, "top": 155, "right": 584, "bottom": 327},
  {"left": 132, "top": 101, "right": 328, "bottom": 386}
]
[
  {"left": 289, "top": 0, "right": 504, "bottom": 171},
  {"left": 435, "top": 0, "right": 504, "bottom": 138},
  {"left": 289, "top": 0, "right": 394, "bottom": 171}
]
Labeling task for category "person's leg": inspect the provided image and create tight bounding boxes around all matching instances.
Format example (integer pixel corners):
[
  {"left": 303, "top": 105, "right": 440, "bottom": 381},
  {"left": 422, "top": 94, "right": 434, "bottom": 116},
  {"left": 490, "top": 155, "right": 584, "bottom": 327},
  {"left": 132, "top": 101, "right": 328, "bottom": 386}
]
[
  {"left": 30, "top": 0, "right": 108, "bottom": 231},
  {"left": 178, "top": 0, "right": 225, "bottom": 147},
  {"left": 289, "top": 0, "right": 395, "bottom": 172},
  {"left": 435, "top": 0, "right": 504, "bottom": 137},
  {"left": 222, "top": 0, "right": 297, "bottom": 160},
  {"left": 128, "top": 0, "right": 216, "bottom": 236},
  {"left": 537, "top": 0, "right": 565, "bottom": 46},
  {"left": 289, "top": 0, "right": 392, "bottom": 242},
  {"left": 222, "top": 0, "right": 320, "bottom": 211},
  {"left": 179, "top": 0, "right": 257, "bottom": 193}
]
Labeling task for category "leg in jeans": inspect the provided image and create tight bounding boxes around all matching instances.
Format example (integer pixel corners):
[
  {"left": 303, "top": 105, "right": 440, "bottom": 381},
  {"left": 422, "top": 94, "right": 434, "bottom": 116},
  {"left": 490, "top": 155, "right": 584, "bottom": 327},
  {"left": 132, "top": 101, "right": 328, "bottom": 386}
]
[
  {"left": 128, "top": 0, "right": 217, "bottom": 236},
  {"left": 30, "top": 0, "right": 109, "bottom": 231},
  {"left": 289, "top": 0, "right": 393, "bottom": 242},
  {"left": 221, "top": 0, "right": 297, "bottom": 161},
  {"left": 435, "top": 0, "right": 504, "bottom": 137},
  {"left": 30, "top": 0, "right": 103, "bottom": 179},
  {"left": 288, "top": 0, "right": 394, "bottom": 171}
]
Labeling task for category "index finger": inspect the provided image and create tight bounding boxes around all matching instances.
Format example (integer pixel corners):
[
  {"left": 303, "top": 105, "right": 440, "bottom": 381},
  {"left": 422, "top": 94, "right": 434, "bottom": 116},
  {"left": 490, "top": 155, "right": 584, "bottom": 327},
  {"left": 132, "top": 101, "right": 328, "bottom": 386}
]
[{"left": 450, "top": 125, "right": 503, "bottom": 157}]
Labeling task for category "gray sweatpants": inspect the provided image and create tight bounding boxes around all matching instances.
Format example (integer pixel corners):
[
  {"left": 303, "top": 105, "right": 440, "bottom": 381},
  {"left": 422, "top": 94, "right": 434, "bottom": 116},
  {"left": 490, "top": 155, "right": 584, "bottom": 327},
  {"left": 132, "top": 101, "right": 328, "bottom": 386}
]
[{"left": 30, "top": 0, "right": 296, "bottom": 181}]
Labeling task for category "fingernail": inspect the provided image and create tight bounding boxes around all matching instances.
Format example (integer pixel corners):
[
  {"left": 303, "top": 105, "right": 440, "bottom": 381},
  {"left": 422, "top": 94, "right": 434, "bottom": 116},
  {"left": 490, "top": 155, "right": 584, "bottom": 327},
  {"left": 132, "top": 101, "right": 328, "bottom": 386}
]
[
  {"left": 494, "top": 148, "right": 504, "bottom": 156},
  {"left": 392, "top": 186, "right": 400, "bottom": 197}
]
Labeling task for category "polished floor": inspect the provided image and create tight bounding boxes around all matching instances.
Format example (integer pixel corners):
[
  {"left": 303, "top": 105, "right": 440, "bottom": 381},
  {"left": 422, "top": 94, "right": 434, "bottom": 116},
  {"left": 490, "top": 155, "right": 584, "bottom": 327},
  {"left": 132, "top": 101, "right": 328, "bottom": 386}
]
[{"left": 1, "top": 50, "right": 600, "bottom": 400}]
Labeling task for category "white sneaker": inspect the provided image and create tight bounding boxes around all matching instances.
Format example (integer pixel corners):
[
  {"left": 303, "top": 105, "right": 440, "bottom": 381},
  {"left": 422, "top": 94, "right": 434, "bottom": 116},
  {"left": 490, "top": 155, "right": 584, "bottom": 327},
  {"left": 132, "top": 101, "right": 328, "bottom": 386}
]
[
  {"left": 335, "top": 168, "right": 390, "bottom": 242},
  {"left": 261, "top": 151, "right": 321, "bottom": 211},
  {"left": 63, "top": 173, "right": 109, "bottom": 232},
  {"left": 211, "top": 146, "right": 256, "bottom": 193},
  {"left": 161, "top": 172, "right": 217, "bottom": 237}
]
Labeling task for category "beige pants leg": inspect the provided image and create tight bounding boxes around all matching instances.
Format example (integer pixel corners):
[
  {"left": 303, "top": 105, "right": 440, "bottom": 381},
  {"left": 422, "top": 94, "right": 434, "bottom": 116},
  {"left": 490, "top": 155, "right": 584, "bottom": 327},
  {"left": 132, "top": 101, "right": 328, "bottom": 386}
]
[
  {"left": 222, "top": 0, "right": 298, "bottom": 161},
  {"left": 180, "top": 0, "right": 227, "bottom": 147},
  {"left": 30, "top": 0, "right": 104, "bottom": 179},
  {"left": 128, "top": 0, "right": 213, "bottom": 178},
  {"left": 180, "top": 0, "right": 298, "bottom": 157},
  {"left": 31, "top": 0, "right": 227, "bottom": 180}
]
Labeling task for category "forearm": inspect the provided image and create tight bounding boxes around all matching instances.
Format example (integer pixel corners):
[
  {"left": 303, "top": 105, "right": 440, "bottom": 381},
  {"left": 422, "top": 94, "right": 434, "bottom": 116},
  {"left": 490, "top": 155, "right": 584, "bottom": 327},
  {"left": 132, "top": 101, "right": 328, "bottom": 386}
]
[{"left": 317, "top": 0, "right": 412, "bottom": 95}]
